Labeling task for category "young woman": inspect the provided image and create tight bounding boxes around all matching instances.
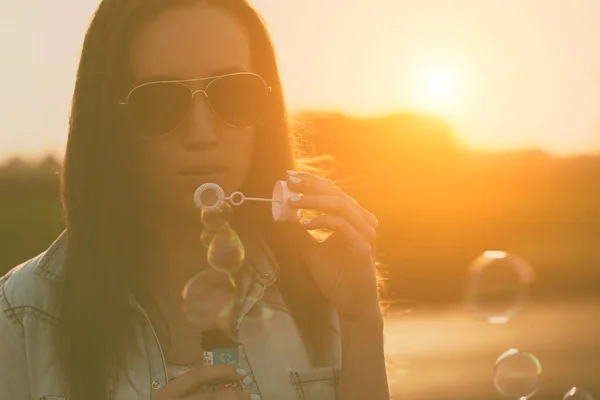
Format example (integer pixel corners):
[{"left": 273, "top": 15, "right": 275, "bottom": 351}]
[{"left": 0, "top": 1, "right": 389, "bottom": 399}]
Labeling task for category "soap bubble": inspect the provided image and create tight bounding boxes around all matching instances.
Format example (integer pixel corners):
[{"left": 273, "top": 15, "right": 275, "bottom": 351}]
[
  {"left": 493, "top": 348, "right": 542, "bottom": 399},
  {"left": 201, "top": 202, "right": 234, "bottom": 230},
  {"left": 465, "top": 251, "right": 535, "bottom": 323},
  {"left": 563, "top": 387, "right": 594, "bottom": 400},
  {"left": 182, "top": 269, "right": 237, "bottom": 330},
  {"left": 207, "top": 228, "right": 245, "bottom": 274}
]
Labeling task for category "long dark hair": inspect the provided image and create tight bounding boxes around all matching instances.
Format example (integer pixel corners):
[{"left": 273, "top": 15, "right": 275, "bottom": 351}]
[{"left": 60, "top": 1, "right": 333, "bottom": 399}]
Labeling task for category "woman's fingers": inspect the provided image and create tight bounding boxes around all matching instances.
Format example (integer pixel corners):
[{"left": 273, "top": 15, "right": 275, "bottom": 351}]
[
  {"left": 189, "top": 390, "right": 253, "bottom": 399},
  {"left": 155, "top": 364, "right": 249, "bottom": 399},
  {"left": 288, "top": 194, "right": 377, "bottom": 243},
  {"left": 286, "top": 171, "right": 379, "bottom": 230}
]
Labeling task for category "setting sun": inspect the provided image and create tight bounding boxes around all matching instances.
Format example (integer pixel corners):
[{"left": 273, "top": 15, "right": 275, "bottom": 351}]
[{"left": 413, "top": 64, "right": 465, "bottom": 116}]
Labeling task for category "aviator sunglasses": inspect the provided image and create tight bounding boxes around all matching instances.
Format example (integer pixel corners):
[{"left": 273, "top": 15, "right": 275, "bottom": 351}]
[{"left": 119, "top": 72, "right": 272, "bottom": 138}]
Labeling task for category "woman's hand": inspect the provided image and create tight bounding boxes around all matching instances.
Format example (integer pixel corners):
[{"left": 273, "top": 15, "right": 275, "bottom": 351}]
[
  {"left": 154, "top": 364, "right": 254, "bottom": 400},
  {"left": 285, "top": 171, "right": 382, "bottom": 324}
]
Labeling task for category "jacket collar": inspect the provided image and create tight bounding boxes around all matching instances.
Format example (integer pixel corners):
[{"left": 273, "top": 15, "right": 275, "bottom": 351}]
[{"left": 33, "top": 230, "right": 67, "bottom": 283}]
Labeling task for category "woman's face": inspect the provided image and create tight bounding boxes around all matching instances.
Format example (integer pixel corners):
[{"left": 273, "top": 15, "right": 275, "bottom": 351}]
[{"left": 128, "top": 3, "right": 257, "bottom": 217}]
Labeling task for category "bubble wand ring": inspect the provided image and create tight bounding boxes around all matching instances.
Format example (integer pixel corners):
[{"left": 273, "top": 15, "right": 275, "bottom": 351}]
[{"left": 194, "top": 183, "right": 277, "bottom": 211}]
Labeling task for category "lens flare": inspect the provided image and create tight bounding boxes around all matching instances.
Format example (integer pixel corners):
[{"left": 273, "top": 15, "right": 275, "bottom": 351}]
[{"left": 563, "top": 387, "right": 595, "bottom": 400}]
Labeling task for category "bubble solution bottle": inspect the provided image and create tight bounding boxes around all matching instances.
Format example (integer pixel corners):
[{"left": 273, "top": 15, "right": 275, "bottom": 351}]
[{"left": 202, "top": 328, "right": 239, "bottom": 366}]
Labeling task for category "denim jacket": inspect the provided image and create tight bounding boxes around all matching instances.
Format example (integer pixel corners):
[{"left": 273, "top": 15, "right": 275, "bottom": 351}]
[{"left": 0, "top": 231, "right": 342, "bottom": 400}]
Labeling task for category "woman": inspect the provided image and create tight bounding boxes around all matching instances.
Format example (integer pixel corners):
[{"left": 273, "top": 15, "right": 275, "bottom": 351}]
[{"left": 0, "top": 0, "right": 389, "bottom": 399}]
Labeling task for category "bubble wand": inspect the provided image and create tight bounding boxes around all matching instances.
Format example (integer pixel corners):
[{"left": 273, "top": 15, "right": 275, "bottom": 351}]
[{"left": 193, "top": 180, "right": 301, "bottom": 221}]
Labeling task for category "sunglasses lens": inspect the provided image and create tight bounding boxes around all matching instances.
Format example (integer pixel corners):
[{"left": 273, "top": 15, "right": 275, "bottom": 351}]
[
  {"left": 125, "top": 83, "right": 191, "bottom": 137},
  {"left": 206, "top": 74, "right": 268, "bottom": 127}
]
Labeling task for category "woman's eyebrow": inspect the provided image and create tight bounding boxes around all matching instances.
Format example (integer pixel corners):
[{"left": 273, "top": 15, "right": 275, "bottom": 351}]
[
  {"left": 132, "top": 74, "right": 179, "bottom": 86},
  {"left": 208, "top": 65, "right": 251, "bottom": 76}
]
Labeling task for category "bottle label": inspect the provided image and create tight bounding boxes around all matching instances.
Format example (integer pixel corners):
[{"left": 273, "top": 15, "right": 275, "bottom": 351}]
[{"left": 203, "top": 347, "right": 239, "bottom": 366}]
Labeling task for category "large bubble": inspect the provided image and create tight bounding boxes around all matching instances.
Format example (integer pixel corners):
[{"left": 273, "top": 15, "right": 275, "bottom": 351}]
[
  {"left": 182, "top": 269, "right": 237, "bottom": 331},
  {"left": 465, "top": 251, "right": 535, "bottom": 323}
]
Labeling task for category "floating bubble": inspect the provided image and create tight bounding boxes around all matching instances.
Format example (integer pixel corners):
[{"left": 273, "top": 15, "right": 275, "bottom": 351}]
[
  {"left": 207, "top": 228, "right": 245, "bottom": 274},
  {"left": 563, "top": 387, "right": 595, "bottom": 400},
  {"left": 182, "top": 268, "right": 237, "bottom": 330},
  {"left": 465, "top": 251, "right": 535, "bottom": 323},
  {"left": 493, "top": 348, "right": 542, "bottom": 399}
]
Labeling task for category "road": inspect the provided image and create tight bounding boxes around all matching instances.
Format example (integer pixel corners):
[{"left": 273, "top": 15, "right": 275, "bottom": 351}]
[{"left": 383, "top": 298, "right": 600, "bottom": 400}]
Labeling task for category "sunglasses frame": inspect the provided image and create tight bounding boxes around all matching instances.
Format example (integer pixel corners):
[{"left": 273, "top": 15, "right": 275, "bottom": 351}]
[{"left": 118, "top": 71, "right": 272, "bottom": 137}]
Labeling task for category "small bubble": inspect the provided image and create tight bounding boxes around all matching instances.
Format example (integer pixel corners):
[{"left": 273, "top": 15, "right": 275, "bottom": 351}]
[
  {"left": 465, "top": 251, "right": 535, "bottom": 323},
  {"left": 563, "top": 387, "right": 595, "bottom": 400},
  {"left": 493, "top": 348, "right": 542, "bottom": 399},
  {"left": 201, "top": 203, "right": 234, "bottom": 229},
  {"left": 182, "top": 269, "right": 237, "bottom": 330}
]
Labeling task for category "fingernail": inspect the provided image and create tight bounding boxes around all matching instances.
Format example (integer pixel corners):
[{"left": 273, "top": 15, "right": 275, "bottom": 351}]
[
  {"left": 289, "top": 195, "right": 302, "bottom": 202},
  {"left": 289, "top": 176, "right": 302, "bottom": 184},
  {"left": 302, "top": 219, "right": 312, "bottom": 225},
  {"left": 287, "top": 170, "right": 299, "bottom": 176},
  {"left": 236, "top": 367, "right": 250, "bottom": 376},
  {"left": 251, "top": 395, "right": 262, "bottom": 400}
]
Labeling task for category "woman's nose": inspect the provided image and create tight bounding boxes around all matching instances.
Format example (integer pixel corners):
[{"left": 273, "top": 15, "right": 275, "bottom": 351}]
[{"left": 183, "top": 90, "right": 218, "bottom": 148}]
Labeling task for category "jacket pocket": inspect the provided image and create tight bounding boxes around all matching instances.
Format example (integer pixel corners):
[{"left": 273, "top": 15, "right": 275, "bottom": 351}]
[{"left": 289, "top": 366, "right": 339, "bottom": 400}]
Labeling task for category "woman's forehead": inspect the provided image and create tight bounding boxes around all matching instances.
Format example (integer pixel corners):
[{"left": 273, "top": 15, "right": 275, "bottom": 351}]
[{"left": 129, "top": 3, "right": 253, "bottom": 82}]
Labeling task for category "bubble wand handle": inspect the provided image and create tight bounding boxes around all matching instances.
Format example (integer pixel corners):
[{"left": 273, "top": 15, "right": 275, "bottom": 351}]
[{"left": 239, "top": 197, "right": 279, "bottom": 203}]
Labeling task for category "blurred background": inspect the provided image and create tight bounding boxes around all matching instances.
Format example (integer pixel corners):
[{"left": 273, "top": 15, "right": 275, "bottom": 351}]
[{"left": 1, "top": 1, "right": 599, "bottom": 399}]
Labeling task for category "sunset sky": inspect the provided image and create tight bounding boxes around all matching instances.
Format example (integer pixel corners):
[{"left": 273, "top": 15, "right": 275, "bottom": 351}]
[{"left": 1, "top": 0, "right": 599, "bottom": 159}]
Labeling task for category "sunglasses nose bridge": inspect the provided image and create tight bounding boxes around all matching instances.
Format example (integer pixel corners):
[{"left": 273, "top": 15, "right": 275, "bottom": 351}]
[
  {"left": 190, "top": 88, "right": 208, "bottom": 101},
  {"left": 189, "top": 88, "right": 211, "bottom": 112}
]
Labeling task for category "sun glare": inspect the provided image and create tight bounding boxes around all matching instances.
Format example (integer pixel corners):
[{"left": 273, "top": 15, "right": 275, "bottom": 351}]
[
  {"left": 411, "top": 62, "right": 468, "bottom": 116},
  {"left": 425, "top": 69, "right": 456, "bottom": 103}
]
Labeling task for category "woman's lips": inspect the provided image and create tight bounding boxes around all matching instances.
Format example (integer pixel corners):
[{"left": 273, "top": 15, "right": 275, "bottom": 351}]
[{"left": 177, "top": 165, "right": 227, "bottom": 176}]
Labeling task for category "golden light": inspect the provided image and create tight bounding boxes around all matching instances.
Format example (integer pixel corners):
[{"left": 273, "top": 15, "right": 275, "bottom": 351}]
[
  {"left": 484, "top": 251, "right": 507, "bottom": 259},
  {"left": 410, "top": 60, "right": 470, "bottom": 117}
]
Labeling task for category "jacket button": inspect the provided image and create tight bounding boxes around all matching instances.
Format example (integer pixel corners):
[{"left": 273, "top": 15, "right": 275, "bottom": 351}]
[{"left": 151, "top": 380, "right": 162, "bottom": 389}]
